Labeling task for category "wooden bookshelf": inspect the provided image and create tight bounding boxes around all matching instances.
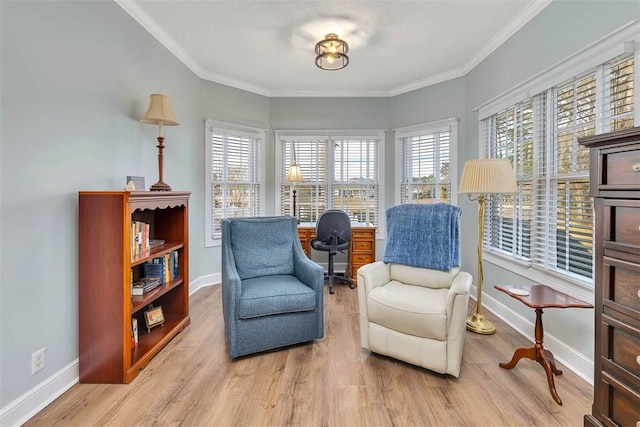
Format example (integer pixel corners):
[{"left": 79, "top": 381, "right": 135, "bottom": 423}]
[{"left": 78, "top": 191, "right": 190, "bottom": 384}]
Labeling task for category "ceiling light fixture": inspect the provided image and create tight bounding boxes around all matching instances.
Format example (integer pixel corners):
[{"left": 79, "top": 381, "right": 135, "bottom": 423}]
[{"left": 315, "top": 33, "right": 349, "bottom": 71}]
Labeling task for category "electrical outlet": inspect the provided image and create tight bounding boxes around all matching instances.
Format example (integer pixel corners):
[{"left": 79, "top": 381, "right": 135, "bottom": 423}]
[{"left": 31, "top": 348, "right": 45, "bottom": 375}]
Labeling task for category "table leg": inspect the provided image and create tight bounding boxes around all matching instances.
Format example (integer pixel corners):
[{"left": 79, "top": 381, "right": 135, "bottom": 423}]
[
  {"left": 499, "top": 308, "right": 563, "bottom": 405},
  {"left": 499, "top": 346, "right": 536, "bottom": 369},
  {"left": 533, "top": 308, "right": 562, "bottom": 405}
]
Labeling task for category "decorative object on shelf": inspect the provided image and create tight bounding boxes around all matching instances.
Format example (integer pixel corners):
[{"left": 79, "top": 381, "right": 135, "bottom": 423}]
[
  {"left": 124, "top": 181, "right": 136, "bottom": 191},
  {"left": 126, "top": 176, "right": 145, "bottom": 191},
  {"left": 315, "top": 33, "right": 349, "bottom": 70},
  {"left": 132, "top": 319, "right": 139, "bottom": 344},
  {"left": 458, "top": 158, "right": 517, "bottom": 335},
  {"left": 144, "top": 304, "right": 165, "bottom": 333},
  {"left": 140, "top": 94, "right": 180, "bottom": 191},
  {"left": 286, "top": 142, "right": 304, "bottom": 223}
]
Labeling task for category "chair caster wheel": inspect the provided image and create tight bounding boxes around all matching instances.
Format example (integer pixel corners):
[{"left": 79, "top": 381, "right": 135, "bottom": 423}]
[{"left": 329, "top": 288, "right": 335, "bottom": 294}]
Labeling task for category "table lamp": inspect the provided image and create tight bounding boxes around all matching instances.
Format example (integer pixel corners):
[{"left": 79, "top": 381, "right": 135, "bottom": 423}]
[
  {"left": 140, "top": 94, "right": 179, "bottom": 191},
  {"left": 458, "top": 158, "right": 517, "bottom": 334},
  {"left": 286, "top": 142, "right": 304, "bottom": 221},
  {"left": 286, "top": 163, "right": 304, "bottom": 223}
]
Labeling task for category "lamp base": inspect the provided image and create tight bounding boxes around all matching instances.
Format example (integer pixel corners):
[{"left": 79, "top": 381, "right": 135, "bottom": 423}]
[
  {"left": 150, "top": 180, "right": 172, "bottom": 191},
  {"left": 466, "top": 313, "right": 496, "bottom": 335}
]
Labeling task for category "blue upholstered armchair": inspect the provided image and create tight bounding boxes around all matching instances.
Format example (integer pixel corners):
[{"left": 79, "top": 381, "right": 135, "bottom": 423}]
[{"left": 221, "top": 216, "right": 324, "bottom": 358}]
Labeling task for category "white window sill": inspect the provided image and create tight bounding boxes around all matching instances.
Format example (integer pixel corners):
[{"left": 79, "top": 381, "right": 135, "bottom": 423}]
[{"left": 483, "top": 252, "right": 594, "bottom": 304}]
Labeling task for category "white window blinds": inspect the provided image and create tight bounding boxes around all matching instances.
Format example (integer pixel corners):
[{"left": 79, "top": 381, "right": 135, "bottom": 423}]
[
  {"left": 481, "top": 54, "right": 635, "bottom": 286},
  {"left": 280, "top": 138, "right": 328, "bottom": 222},
  {"left": 278, "top": 133, "right": 381, "bottom": 228},
  {"left": 205, "top": 121, "right": 263, "bottom": 244},
  {"left": 397, "top": 119, "right": 457, "bottom": 205},
  {"left": 333, "top": 138, "right": 378, "bottom": 226}
]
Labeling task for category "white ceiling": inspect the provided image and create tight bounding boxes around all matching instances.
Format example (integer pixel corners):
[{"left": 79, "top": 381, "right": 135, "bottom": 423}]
[{"left": 116, "top": 0, "right": 552, "bottom": 97}]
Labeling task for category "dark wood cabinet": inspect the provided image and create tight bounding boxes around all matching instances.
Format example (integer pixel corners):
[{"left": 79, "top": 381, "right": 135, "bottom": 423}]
[
  {"left": 580, "top": 127, "right": 640, "bottom": 427},
  {"left": 78, "top": 191, "right": 190, "bottom": 383}
]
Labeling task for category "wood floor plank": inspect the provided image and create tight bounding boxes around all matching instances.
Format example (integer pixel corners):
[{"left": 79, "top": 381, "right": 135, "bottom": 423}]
[{"left": 24, "top": 283, "right": 593, "bottom": 427}]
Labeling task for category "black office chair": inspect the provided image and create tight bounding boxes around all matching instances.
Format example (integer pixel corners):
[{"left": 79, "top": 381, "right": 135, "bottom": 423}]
[{"left": 311, "top": 210, "right": 355, "bottom": 294}]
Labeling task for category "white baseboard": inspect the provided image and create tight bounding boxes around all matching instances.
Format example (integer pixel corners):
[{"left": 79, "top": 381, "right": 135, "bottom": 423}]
[
  {"left": 190, "top": 273, "right": 220, "bottom": 295},
  {"left": 0, "top": 359, "right": 78, "bottom": 427},
  {"left": 470, "top": 286, "right": 594, "bottom": 385},
  {"left": 1, "top": 274, "right": 221, "bottom": 427}
]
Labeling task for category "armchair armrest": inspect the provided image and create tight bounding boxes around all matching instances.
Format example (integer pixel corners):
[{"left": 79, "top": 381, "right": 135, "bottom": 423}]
[
  {"left": 445, "top": 270, "right": 472, "bottom": 323},
  {"left": 292, "top": 240, "right": 324, "bottom": 293},
  {"left": 356, "top": 261, "right": 390, "bottom": 294},
  {"left": 221, "top": 220, "right": 241, "bottom": 345}
]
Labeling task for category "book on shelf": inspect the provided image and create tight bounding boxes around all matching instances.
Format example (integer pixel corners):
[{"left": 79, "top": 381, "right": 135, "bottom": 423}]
[
  {"left": 144, "top": 257, "right": 166, "bottom": 284},
  {"left": 131, "top": 277, "right": 161, "bottom": 295},
  {"left": 143, "top": 253, "right": 179, "bottom": 285},
  {"left": 149, "top": 239, "right": 165, "bottom": 249},
  {"left": 172, "top": 250, "right": 178, "bottom": 278},
  {"left": 131, "top": 221, "right": 150, "bottom": 256}
]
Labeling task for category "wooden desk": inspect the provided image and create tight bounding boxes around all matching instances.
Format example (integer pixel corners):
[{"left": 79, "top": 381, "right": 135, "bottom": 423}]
[
  {"left": 495, "top": 284, "right": 594, "bottom": 406},
  {"left": 298, "top": 223, "right": 376, "bottom": 285}
]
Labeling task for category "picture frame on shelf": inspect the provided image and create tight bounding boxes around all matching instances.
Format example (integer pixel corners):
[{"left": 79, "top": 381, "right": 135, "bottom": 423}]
[
  {"left": 143, "top": 305, "right": 165, "bottom": 333},
  {"left": 126, "top": 176, "right": 145, "bottom": 191}
]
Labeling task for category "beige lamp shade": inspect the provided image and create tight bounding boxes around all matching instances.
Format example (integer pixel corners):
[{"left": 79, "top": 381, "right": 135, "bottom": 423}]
[
  {"left": 286, "top": 164, "right": 304, "bottom": 182},
  {"left": 458, "top": 158, "right": 517, "bottom": 194},
  {"left": 140, "top": 94, "right": 179, "bottom": 136}
]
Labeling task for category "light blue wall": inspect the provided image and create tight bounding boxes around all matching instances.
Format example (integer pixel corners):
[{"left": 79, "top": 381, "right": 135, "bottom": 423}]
[
  {"left": 1, "top": 0, "right": 638, "bottom": 415},
  {"left": 463, "top": 0, "right": 640, "bottom": 358},
  {"left": 0, "top": 0, "right": 268, "bottom": 408}
]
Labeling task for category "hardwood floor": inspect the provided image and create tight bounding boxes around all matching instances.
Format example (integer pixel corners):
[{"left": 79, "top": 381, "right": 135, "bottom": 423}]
[{"left": 25, "top": 284, "right": 593, "bottom": 426}]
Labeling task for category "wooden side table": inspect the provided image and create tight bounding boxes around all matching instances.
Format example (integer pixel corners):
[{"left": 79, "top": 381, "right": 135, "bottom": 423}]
[{"left": 495, "top": 284, "right": 594, "bottom": 406}]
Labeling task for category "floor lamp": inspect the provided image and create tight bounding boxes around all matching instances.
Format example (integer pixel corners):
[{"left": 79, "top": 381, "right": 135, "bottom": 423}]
[
  {"left": 286, "top": 144, "right": 304, "bottom": 222},
  {"left": 458, "top": 158, "right": 517, "bottom": 335},
  {"left": 140, "top": 94, "right": 179, "bottom": 191}
]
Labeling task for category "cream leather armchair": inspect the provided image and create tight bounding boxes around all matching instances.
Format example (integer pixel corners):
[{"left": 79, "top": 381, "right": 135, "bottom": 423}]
[{"left": 357, "top": 260, "right": 471, "bottom": 377}]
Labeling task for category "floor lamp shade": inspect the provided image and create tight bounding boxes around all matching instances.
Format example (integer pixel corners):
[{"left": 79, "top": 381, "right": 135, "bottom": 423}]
[
  {"left": 458, "top": 158, "right": 517, "bottom": 194},
  {"left": 140, "top": 94, "right": 179, "bottom": 191},
  {"left": 459, "top": 158, "right": 517, "bottom": 334}
]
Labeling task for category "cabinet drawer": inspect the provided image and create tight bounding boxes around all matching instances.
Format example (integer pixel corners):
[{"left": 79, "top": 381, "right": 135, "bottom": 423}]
[
  {"left": 603, "top": 201, "right": 640, "bottom": 254},
  {"left": 603, "top": 257, "right": 640, "bottom": 318},
  {"left": 352, "top": 240, "right": 373, "bottom": 252},
  {"left": 351, "top": 263, "right": 370, "bottom": 279},
  {"left": 604, "top": 147, "right": 640, "bottom": 187},
  {"left": 352, "top": 229, "right": 375, "bottom": 240},
  {"left": 596, "top": 372, "right": 640, "bottom": 427},
  {"left": 352, "top": 253, "right": 374, "bottom": 265},
  {"left": 601, "top": 314, "right": 640, "bottom": 386}
]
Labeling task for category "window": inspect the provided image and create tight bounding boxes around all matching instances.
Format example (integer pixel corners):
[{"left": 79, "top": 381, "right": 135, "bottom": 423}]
[
  {"left": 205, "top": 120, "right": 265, "bottom": 246},
  {"left": 480, "top": 52, "right": 635, "bottom": 289},
  {"left": 395, "top": 118, "right": 458, "bottom": 206},
  {"left": 276, "top": 131, "right": 384, "bottom": 234}
]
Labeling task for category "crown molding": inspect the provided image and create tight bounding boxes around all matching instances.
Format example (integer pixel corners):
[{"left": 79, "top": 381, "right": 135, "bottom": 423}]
[{"left": 115, "top": 0, "right": 553, "bottom": 98}]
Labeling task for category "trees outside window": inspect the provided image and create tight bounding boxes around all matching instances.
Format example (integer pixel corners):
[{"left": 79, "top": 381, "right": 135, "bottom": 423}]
[
  {"left": 205, "top": 120, "right": 265, "bottom": 246},
  {"left": 480, "top": 54, "right": 635, "bottom": 286}
]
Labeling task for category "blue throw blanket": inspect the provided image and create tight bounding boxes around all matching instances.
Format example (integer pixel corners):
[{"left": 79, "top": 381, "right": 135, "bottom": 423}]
[{"left": 383, "top": 203, "right": 461, "bottom": 271}]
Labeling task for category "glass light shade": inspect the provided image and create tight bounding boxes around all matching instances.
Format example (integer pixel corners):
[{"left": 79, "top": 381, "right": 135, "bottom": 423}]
[
  {"left": 140, "top": 94, "right": 180, "bottom": 126},
  {"left": 458, "top": 158, "right": 517, "bottom": 194},
  {"left": 286, "top": 164, "right": 304, "bottom": 182},
  {"left": 315, "top": 33, "right": 349, "bottom": 71}
]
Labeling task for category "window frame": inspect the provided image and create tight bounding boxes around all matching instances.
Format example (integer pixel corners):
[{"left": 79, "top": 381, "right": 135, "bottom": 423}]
[
  {"left": 275, "top": 130, "right": 386, "bottom": 238},
  {"left": 204, "top": 119, "right": 266, "bottom": 247},
  {"left": 394, "top": 118, "right": 459, "bottom": 207},
  {"left": 475, "top": 22, "right": 640, "bottom": 302}
]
